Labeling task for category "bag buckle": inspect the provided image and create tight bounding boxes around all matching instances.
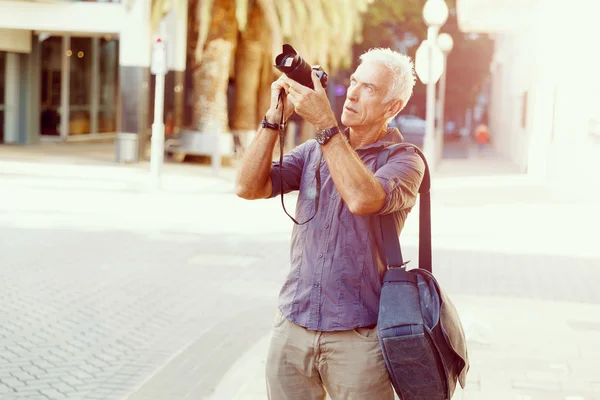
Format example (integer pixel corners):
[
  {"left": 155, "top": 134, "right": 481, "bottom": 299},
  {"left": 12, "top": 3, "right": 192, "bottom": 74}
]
[{"left": 388, "top": 260, "right": 411, "bottom": 269}]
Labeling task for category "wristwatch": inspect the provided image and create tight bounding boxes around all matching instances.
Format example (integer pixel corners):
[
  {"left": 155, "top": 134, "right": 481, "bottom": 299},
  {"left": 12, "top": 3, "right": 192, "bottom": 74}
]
[
  {"left": 262, "top": 116, "right": 283, "bottom": 131},
  {"left": 315, "top": 126, "right": 341, "bottom": 145}
]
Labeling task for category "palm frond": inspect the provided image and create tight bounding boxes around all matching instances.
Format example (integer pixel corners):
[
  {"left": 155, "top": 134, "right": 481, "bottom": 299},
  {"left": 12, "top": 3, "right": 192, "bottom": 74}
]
[
  {"left": 274, "top": 0, "right": 292, "bottom": 38},
  {"left": 151, "top": 0, "right": 173, "bottom": 33},
  {"left": 257, "top": 0, "right": 283, "bottom": 62},
  {"left": 194, "top": 0, "right": 215, "bottom": 64},
  {"left": 236, "top": 0, "right": 249, "bottom": 32}
]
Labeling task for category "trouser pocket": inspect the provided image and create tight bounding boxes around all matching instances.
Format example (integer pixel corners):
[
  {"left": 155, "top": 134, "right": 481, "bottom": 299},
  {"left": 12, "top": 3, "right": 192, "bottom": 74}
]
[{"left": 272, "top": 308, "right": 287, "bottom": 329}]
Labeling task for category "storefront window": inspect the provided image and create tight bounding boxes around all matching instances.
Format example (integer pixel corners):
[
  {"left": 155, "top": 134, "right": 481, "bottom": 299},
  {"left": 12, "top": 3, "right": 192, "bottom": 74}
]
[
  {"left": 40, "top": 37, "right": 63, "bottom": 136},
  {"left": 39, "top": 35, "right": 118, "bottom": 137}
]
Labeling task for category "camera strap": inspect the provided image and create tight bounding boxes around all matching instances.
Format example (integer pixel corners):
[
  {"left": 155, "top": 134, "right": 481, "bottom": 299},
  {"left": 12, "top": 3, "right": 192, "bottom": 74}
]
[{"left": 278, "top": 90, "right": 322, "bottom": 225}]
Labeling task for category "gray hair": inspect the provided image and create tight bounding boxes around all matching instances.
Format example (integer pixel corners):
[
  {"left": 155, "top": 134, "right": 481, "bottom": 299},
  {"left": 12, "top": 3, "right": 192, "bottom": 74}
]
[{"left": 359, "top": 48, "right": 416, "bottom": 107}]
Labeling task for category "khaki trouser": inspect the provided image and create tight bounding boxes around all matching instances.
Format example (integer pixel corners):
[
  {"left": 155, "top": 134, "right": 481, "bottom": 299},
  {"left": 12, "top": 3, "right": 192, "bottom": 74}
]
[{"left": 265, "top": 309, "right": 394, "bottom": 400}]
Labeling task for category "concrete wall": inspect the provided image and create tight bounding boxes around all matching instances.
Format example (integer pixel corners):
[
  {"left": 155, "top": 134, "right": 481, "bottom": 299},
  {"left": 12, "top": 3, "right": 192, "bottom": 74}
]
[
  {"left": 0, "top": 28, "right": 31, "bottom": 53},
  {"left": 464, "top": 0, "right": 600, "bottom": 196},
  {"left": 488, "top": 32, "right": 534, "bottom": 172}
]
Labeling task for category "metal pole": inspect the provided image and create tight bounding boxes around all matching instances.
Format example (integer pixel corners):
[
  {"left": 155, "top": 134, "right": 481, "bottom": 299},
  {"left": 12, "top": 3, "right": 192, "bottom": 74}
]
[
  {"left": 436, "top": 53, "right": 448, "bottom": 160},
  {"left": 424, "top": 26, "right": 438, "bottom": 170},
  {"left": 151, "top": 70, "right": 166, "bottom": 187},
  {"left": 438, "top": 55, "right": 448, "bottom": 132}
]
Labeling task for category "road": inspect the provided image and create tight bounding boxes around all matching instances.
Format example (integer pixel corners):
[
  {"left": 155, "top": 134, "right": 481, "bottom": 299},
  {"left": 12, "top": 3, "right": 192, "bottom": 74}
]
[{"left": 0, "top": 157, "right": 599, "bottom": 400}]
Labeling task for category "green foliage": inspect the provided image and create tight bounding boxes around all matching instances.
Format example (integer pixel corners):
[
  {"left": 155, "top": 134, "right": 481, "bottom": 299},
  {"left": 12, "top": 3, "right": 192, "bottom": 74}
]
[{"left": 362, "top": 0, "right": 430, "bottom": 43}]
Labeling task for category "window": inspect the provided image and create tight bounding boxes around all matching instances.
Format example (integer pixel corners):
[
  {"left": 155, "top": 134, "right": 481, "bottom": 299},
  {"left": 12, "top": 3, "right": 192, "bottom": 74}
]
[{"left": 39, "top": 35, "right": 119, "bottom": 137}]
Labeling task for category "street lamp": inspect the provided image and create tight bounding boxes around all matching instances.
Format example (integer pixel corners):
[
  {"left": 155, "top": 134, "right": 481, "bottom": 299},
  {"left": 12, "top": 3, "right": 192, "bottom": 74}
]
[
  {"left": 436, "top": 32, "right": 454, "bottom": 160},
  {"left": 423, "top": 0, "right": 450, "bottom": 27},
  {"left": 422, "top": 0, "right": 449, "bottom": 170}
]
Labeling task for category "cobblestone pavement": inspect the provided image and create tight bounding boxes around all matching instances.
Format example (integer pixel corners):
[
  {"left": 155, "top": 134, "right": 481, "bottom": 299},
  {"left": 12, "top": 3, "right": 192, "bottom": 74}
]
[{"left": 1, "top": 161, "right": 599, "bottom": 400}]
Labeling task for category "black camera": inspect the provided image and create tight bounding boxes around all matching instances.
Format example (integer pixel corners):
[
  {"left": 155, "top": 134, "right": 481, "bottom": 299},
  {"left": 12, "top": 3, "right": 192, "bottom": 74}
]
[{"left": 274, "top": 44, "right": 328, "bottom": 90}]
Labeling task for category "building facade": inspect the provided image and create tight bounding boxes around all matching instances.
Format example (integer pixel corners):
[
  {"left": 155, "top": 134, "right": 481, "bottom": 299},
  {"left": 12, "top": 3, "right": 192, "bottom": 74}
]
[
  {"left": 458, "top": 0, "right": 600, "bottom": 195},
  {"left": 0, "top": 0, "right": 187, "bottom": 157}
]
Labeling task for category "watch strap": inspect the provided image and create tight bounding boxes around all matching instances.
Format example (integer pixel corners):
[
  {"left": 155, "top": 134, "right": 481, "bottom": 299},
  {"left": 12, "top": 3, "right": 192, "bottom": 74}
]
[
  {"left": 316, "top": 125, "right": 341, "bottom": 145},
  {"left": 262, "top": 116, "right": 284, "bottom": 131}
]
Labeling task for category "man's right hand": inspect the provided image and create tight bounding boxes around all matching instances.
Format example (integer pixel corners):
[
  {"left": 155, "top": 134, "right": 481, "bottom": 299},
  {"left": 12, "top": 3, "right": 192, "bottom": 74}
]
[{"left": 266, "top": 75, "right": 295, "bottom": 123}]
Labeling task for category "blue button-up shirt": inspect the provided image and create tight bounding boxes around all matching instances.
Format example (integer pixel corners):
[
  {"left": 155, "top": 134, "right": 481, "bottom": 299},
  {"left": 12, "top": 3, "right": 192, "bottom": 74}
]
[{"left": 269, "top": 128, "right": 425, "bottom": 331}]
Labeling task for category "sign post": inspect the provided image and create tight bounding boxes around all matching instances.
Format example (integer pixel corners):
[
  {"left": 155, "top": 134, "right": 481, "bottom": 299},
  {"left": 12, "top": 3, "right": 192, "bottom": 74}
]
[
  {"left": 415, "top": 38, "right": 444, "bottom": 171},
  {"left": 150, "top": 36, "right": 168, "bottom": 188}
]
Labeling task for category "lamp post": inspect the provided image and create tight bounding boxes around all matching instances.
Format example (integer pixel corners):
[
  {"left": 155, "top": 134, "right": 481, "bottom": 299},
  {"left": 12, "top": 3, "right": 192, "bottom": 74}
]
[
  {"left": 436, "top": 32, "right": 454, "bottom": 160},
  {"left": 421, "top": 0, "right": 449, "bottom": 170}
]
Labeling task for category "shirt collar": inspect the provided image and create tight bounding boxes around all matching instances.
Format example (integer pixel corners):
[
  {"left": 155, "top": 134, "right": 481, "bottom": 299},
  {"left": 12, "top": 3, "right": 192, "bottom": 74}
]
[{"left": 343, "top": 127, "right": 404, "bottom": 152}]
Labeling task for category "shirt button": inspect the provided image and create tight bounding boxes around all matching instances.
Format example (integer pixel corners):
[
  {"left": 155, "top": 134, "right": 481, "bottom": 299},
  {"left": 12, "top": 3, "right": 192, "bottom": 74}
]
[
  {"left": 318, "top": 253, "right": 323, "bottom": 258},
  {"left": 314, "top": 283, "right": 320, "bottom": 288},
  {"left": 325, "top": 223, "right": 329, "bottom": 228}
]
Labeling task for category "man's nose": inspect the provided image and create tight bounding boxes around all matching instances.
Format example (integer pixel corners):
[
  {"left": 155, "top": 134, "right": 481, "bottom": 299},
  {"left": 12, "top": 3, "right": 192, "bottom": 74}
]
[{"left": 346, "top": 85, "right": 358, "bottom": 101}]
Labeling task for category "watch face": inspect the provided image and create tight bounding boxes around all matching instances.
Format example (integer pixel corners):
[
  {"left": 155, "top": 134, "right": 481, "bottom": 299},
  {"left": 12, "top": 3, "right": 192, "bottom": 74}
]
[{"left": 316, "top": 127, "right": 339, "bottom": 145}]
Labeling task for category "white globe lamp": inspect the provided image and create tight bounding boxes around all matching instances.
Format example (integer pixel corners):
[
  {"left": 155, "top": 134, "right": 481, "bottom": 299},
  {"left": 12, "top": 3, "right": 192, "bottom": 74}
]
[{"left": 423, "top": 0, "right": 449, "bottom": 28}]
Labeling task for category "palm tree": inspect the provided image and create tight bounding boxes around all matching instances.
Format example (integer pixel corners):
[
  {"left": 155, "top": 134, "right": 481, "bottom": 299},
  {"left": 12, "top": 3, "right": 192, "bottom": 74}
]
[
  {"left": 229, "top": 0, "right": 287, "bottom": 153},
  {"left": 185, "top": 0, "right": 374, "bottom": 158},
  {"left": 229, "top": 1, "right": 271, "bottom": 151},
  {"left": 190, "top": 0, "right": 238, "bottom": 137}
]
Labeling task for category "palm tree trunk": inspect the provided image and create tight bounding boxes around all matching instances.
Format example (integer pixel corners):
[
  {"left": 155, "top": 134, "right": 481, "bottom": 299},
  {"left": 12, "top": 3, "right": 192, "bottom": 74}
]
[
  {"left": 192, "top": 0, "right": 237, "bottom": 134},
  {"left": 257, "top": 17, "right": 275, "bottom": 124},
  {"left": 230, "top": 3, "right": 264, "bottom": 152}
]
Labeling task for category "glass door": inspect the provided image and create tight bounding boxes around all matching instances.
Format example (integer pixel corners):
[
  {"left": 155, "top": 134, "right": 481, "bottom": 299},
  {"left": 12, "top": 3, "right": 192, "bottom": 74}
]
[
  {"left": 40, "top": 37, "right": 63, "bottom": 136},
  {"left": 69, "top": 37, "right": 92, "bottom": 135}
]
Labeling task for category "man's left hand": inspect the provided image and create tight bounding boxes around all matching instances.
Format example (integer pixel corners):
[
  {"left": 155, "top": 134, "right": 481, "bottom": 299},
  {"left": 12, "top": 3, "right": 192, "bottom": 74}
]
[{"left": 282, "top": 72, "right": 338, "bottom": 130}]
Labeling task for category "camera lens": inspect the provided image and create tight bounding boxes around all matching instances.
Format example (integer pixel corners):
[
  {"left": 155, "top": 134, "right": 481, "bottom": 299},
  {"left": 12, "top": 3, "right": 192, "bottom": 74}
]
[{"left": 274, "top": 44, "right": 316, "bottom": 89}]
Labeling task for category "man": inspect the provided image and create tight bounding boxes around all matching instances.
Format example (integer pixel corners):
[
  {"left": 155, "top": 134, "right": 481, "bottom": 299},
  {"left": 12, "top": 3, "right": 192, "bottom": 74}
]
[{"left": 235, "top": 48, "right": 425, "bottom": 399}]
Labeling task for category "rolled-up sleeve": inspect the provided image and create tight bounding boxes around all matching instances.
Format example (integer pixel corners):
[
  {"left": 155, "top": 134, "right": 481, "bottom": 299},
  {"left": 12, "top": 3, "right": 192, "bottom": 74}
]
[
  {"left": 269, "top": 142, "right": 308, "bottom": 198},
  {"left": 374, "top": 146, "right": 425, "bottom": 215}
]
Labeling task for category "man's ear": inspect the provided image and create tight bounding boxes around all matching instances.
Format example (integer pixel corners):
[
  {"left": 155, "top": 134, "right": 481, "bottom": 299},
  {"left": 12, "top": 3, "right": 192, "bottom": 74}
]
[{"left": 385, "top": 99, "right": 405, "bottom": 119}]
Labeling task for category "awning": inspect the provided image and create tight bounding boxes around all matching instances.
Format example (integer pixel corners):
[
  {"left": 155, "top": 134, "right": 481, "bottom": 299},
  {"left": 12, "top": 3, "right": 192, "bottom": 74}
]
[{"left": 0, "top": 0, "right": 125, "bottom": 34}]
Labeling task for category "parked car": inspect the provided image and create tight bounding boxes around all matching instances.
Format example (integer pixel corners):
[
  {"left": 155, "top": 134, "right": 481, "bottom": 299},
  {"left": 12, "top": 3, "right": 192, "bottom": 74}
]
[
  {"left": 395, "top": 115, "right": 426, "bottom": 147},
  {"left": 393, "top": 115, "right": 462, "bottom": 146}
]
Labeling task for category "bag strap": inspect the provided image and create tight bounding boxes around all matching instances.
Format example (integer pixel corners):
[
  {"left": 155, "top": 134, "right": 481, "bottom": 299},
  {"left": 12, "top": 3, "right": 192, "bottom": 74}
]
[{"left": 376, "top": 144, "right": 432, "bottom": 272}]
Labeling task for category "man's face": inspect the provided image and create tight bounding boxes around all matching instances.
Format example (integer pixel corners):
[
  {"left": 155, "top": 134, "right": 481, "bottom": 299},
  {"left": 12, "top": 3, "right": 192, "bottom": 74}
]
[{"left": 341, "top": 62, "right": 396, "bottom": 128}]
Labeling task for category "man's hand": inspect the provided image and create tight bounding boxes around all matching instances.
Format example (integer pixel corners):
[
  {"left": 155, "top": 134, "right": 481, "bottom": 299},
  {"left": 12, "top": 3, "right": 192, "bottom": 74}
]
[
  {"left": 266, "top": 75, "right": 295, "bottom": 123},
  {"left": 282, "top": 71, "right": 338, "bottom": 130}
]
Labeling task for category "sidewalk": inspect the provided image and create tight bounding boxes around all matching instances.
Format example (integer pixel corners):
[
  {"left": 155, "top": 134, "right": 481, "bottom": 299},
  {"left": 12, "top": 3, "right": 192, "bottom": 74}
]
[
  {"left": 0, "top": 140, "right": 523, "bottom": 194},
  {"left": 206, "top": 146, "right": 600, "bottom": 400},
  {"left": 2, "top": 141, "right": 599, "bottom": 400},
  {"left": 210, "top": 296, "right": 600, "bottom": 400},
  {"left": 0, "top": 141, "right": 237, "bottom": 194}
]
